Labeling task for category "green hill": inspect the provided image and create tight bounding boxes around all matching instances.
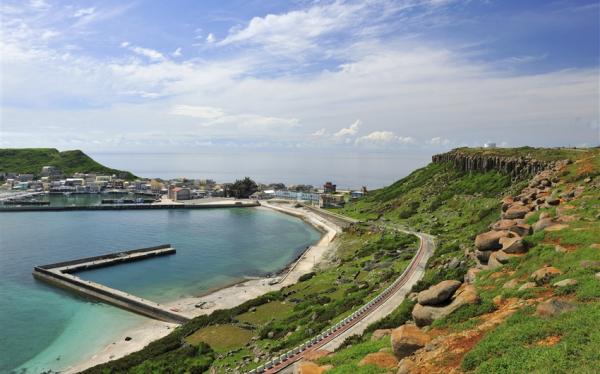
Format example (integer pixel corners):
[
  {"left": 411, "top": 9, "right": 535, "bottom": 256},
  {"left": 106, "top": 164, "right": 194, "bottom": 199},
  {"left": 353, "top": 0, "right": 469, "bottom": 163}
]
[
  {"left": 83, "top": 147, "right": 599, "bottom": 373},
  {"left": 0, "top": 148, "right": 136, "bottom": 180}
]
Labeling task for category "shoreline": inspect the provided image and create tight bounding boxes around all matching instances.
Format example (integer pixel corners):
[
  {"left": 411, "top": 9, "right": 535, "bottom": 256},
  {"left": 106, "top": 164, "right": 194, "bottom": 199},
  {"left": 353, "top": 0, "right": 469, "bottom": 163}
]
[{"left": 65, "top": 201, "right": 342, "bottom": 373}]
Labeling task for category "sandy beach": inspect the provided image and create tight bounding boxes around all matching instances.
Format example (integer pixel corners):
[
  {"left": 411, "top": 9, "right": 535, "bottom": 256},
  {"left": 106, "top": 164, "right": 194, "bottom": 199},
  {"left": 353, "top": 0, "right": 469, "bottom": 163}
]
[{"left": 66, "top": 201, "right": 342, "bottom": 373}]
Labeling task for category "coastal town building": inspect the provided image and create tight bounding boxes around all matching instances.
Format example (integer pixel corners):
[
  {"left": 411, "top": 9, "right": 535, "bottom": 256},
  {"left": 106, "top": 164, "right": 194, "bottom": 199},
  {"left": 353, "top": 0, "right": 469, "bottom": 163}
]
[
  {"left": 169, "top": 187, "right": 191, "bottom": 201},
  {"left": 323, "top": 181, "right": 336, "bottom": 194}
]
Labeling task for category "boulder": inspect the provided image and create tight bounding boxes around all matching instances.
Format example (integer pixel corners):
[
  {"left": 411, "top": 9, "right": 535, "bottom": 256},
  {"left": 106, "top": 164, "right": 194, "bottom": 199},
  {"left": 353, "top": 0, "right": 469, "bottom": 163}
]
[
  {"left": 531, "top": 266, "right": 562, "bottom": 285},
  {"left": 502, "top": 278, "right": 520, "bottom": 289},
  {"left": 371, "top": 329, "right": 392, "bottom": 341},
  {"left": 464, "top": 268, "right": 481, "bottom": 284},
  {"left": 580, "top": 260, "right": 600, "bottom": 271},
  {"left": 475, "top": 250, "right": 493, "bottom": 263},
  {"left": 397, "top": 358, "right": 416, "bottom": 374},
  {"left": 390, "top": 324, "right": 430, "bottom": 359},
  {"left": 501, "top": 197, "right": 514, "bottom": 212},
  {"left": 303, "top": 350, "right": 332, "bottom": 361},
  {"left": 518, "top": 282, "right": 537, "bottom": 291},
  {"left": 358, "top": 352, "right": 398, "bottom": 369},
  {"left": 546, "top": 196, "right": 560, "bottom": 206},
  {"left": 491, "top": 219, "right": 519, "bottom": 231},
  {"left": 499, "top": 237, "right": 527, "bottom": 254},
  {"left": 487, "top": 251, "right": 512, "bottom": 269},
  {"left": 536, "top": 299, "right": 576, "bottom": 317},
  {"left": 595, "top": 272, "right": 600, "bottom": 281},
  {"left": 412, "top": 284, "right": 479, "bottom": 327},
  {"left": 503, "top": 205, "right": 530, "bottom": 219},
  {"left": 511, "top": 224, "right": 532, "bottom": 237},
  {"left": 553, "top": 279, "right": 577, "bottom": 287},
  {"left": 533, "top": 218, "right": 557, "bottom": 232},
  {"left": 475, "top": 230, "right": 510, "bottom": 251},
  {"left": 417, "top": 280, "right": 462, "bottom": 306},
  {"left": 297, "top": 361, "right": 331, "bottom": 374}
]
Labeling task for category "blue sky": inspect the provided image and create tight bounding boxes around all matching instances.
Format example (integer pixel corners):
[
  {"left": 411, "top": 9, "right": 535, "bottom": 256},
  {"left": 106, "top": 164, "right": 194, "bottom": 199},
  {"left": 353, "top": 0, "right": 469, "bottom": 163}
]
[{"left": 1, "top": 0, "right": 598, "bottom": 152}]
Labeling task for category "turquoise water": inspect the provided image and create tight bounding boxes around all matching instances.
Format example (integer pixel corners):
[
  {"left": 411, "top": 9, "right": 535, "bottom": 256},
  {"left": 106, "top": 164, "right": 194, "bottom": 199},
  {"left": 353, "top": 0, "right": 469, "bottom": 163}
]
[
  {"left": 0, "top": 208, "right": 320, "bottom": 373},
  {"left": 0, "top": 192, "right": 152, "bottom": 208}
]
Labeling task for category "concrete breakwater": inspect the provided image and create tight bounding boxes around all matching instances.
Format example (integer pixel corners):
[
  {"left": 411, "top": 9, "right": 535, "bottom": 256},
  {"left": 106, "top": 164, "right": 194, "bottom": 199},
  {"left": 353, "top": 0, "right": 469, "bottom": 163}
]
[
  {"left": 1, "top": 200, "right": 259, "bottom": 212},
  {"left": 33, "top": 245, "right": 190, "bottom": 324}
]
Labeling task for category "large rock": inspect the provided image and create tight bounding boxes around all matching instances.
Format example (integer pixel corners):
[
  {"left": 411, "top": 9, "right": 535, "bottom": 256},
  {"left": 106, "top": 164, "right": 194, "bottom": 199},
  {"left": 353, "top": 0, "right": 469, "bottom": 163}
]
[
  {"left": 371, "top": 329, "right": 392, "bottom": 341},
  {"left": 475, "top": 230, "right": 511, "bottom": 251},
  {"left": 417, "top": 280, "right": 462, "bottom": 306},
  {"left": 536, "top": 299, "right": 576, "bottom": 317},
  {"left": 475, "top": 250, "right": 493, "bottom": 263},
  {"left": 390, "top": 325, "right": 430, "bottom": 359},
  {"left": 533, "top": 218, "right": 557, "bottom": 232},
  {"left": 358, "top": 352, "right": 398, "bottom": 369},
  {"left": 464, "top": 268, "right": 481, "bottom": 284},
  {"left": 397, "top": 358, "right": 416, "bottom": 374},
  {"left": 499, "top": 237, "right": 527, "bottom": 254},
  {"left": 553, "top": 279, "right": 577, "bottom": 287},
  {"left": 297, "top": 361, "right": 331, "bottom": 374},
  {"left": 412, "top": 284, "right": 479, "bottom": 327},
  {"left": 503, "top": 205, "right": 530, "bottom": 219},
  {"left": 531, "top": 266, "right": 562, "bottom": 285}
]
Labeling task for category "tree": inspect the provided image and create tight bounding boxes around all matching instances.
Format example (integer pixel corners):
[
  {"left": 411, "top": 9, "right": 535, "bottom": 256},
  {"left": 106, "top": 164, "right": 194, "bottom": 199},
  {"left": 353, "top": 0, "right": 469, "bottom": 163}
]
[{"left": 228, "top": 177, "right": 258, "bottom": 198}]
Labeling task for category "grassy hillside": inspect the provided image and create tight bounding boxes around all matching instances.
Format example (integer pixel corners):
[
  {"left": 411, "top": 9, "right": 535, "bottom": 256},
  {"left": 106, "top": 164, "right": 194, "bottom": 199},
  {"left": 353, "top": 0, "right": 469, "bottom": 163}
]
[
  {"left": 0, "top": 148, "right": 136, "bottom": 180},
  {"left": 82, "top": 147, "right": 599, "bottom": 373},
  {"left": 315, "top": 147, "right": 600, "bottom": 373}
]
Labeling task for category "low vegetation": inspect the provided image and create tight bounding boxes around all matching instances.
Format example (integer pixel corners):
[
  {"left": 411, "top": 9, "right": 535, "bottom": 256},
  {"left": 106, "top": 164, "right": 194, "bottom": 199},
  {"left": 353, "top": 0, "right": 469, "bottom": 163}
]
[{"left": 0, "top": 148, "right": 136, "bottom": 179}]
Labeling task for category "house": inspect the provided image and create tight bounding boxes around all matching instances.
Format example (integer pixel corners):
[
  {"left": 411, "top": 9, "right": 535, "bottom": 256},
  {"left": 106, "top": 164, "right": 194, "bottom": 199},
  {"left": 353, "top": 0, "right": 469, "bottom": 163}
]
[
  {"left": 250, "top": 189, "right": 275, "bottom": 200},
  {"left": 41, "top": 166, "right": 61, "bottom": 178},
  {"left": 350, "top": 190, "right": 364, "bottom": 199},
  {"left": 169, "top": 187, "right": 191, "bottom": 201},
  {"left": 18, "top": 174, "right": 34, "bottom": 182},
  {"left": 323, "top": 181, "right": 337, "bottom": 194},
  {"left": 319, "top": 193, "right": 345, "bottom": 208}
]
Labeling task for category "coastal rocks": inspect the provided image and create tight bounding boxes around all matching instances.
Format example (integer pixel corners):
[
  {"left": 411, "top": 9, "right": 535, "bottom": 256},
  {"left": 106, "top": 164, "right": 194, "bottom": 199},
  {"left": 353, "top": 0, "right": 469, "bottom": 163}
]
[
  {"left": 397, "top": 358, "right": 416, "bottom": 374},
  {"left": 491, "top": 220, "right": 532, "bottom": 237},
  {"left": 499, "top": 237, "right": 526, "bottom": 254},
  {"left": 358, "top": 352, "right": 398, "bottom": 369},
  {"left": 296, "top": 361, "right": 331, "bottom": 374},
  {"left": 553, "top": 279, "right": 577, "bottom": 287},
  {"left": 371, "top": 329, "right": 392, "bottom": 341},
  {"left": 464, "top": 268, "right": 481, "bottom": 284},
  {"left": 536, "top": 299, "right": 576, "bottom": 317},
  {"left": 475, "top": 230, "right": 511, "bottom": 251},
  {"left": 533, "top": 218, "right": 559, "bottom": 232},
  {"left": 502, "top": 205, "right": 530, "bottom": 220},
  {"left": 391, "top": 324, "right": 431, "bottom": 359},
  {"left": 546, "top": 196, "right": 561, "bottom": 206},
  {"left": 518, "top": 282, "right": 537, "bottom": 291},
  {"left": 502, "top": 278, "right": 520, "bottom": 289},
  {"left": 431, "top": 150, "right": 554, "bottom": 178},
  {"left": 475, "top": 250, "right": 493, "bottom": 263},
  {"left": 412, "top": 284, "right": 479, "bottom": 327},
  {"left": 531, "top": 266, "right": 562, "bottom": 285},
  {"left": 417, "top": 280, "right": 462, "bottom": 306}
]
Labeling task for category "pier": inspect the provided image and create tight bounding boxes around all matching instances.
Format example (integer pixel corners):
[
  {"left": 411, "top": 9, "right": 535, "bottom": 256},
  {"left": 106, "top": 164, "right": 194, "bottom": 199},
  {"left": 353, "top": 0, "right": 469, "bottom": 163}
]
[
  {"left": 2, "top": 200, "right": 260, "bottom": 212},
  {"left": 33, "top": 245, "right": 190, "bottom": 324}
]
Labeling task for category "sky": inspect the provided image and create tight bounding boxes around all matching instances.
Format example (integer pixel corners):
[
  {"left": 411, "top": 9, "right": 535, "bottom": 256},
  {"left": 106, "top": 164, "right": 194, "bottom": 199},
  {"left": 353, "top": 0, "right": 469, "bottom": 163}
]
[{"left": 0, "top": 0, "right": 599, "bottom": 156}]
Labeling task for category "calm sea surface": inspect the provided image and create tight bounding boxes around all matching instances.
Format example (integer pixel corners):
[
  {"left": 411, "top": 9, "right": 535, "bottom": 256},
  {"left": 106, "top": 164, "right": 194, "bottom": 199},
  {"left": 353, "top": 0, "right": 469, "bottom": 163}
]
[
  {"left": 0, "top": 208, "right": 320, "bottom": 373},
  {"left": 90, "top": 150, "right": 432, "bottom": 189}
]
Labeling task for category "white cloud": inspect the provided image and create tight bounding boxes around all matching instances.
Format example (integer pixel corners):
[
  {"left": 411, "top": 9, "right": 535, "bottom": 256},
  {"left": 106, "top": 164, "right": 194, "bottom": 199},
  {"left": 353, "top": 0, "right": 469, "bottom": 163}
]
[
  {"left": 356, "top": 131, "right": 415, "bottom": 146},
  {"left": 130, "top": 46, "right": 165, "bottom": 61},
  {"left": 172, "top": 47, "right": 182, "bottom": 57},
  {"left": 429, "top": 136, "right": 451, "bottom": 146},
  {"left": 334, "top": 120, "right": 361, "bottom": 138},
  {"left": 120, "top": 41, "right": 130, "bottom": 48},
  {"left": 40, "top": 30, "right": 59, "bottom": 40},
  {"left": 312, "top": 128, "right": 327, "bottom": 136},
  {"left": 171, "top": 105, "right": 225, "bottom": 119},
  {"left": 206, "top": 33, "right": 215, "bottom": 43},
  {"left": 73, "top": 7, "right": 95, "bottom": 18}
]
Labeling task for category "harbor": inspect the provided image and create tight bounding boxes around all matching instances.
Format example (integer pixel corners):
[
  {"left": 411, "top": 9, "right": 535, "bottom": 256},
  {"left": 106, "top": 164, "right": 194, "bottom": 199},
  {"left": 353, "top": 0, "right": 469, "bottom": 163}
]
[{"left": 33, "top": 245, "right": 190, "bottom": 324}]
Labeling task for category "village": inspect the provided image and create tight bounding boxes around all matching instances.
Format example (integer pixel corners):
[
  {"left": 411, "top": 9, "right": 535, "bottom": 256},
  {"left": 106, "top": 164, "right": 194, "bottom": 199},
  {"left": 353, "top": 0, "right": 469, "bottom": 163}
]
[{"left": 0, "top": 165, "right": 367, "bottom": 208}]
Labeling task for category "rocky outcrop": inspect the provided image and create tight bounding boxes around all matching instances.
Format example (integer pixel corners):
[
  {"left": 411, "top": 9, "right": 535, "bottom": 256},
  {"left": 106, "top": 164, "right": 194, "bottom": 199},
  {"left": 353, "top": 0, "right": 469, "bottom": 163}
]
[
  {"left": 417, "top": 280, "right": 462, "bottom": 306},
  {"left": 412, "top": 284, "right": 479, "bottom": 327},
  {"left": 391, "top": 324, "right": 431, "bottom": 359},
  {"left": 531, "top": 266, "right": 562, "bottom": 285},
  {"left": 358, "top": 352, "right": 398, "bottom": 369},
  {"left": 431, "top": 149, "right": 563, "bottom": 178},
  {"left": 475, "top": 230, "right": 511, "bottom": 251},
  {"left": 536, "top": 299, "right": 576, "bottom": 317}
]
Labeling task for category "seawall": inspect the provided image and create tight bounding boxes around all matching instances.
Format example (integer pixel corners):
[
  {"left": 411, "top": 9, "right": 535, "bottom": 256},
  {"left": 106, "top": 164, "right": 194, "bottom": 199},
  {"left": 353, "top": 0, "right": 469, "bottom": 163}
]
[{"left": 1, "top": 201, "right": 259, "bottom": 212}]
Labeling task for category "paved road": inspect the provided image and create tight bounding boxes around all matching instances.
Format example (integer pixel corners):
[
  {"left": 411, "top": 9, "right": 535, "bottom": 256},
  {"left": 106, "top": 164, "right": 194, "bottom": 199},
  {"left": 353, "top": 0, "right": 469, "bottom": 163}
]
[{"left": 256, "top": 228, "right": 435, "bottom": 374}]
